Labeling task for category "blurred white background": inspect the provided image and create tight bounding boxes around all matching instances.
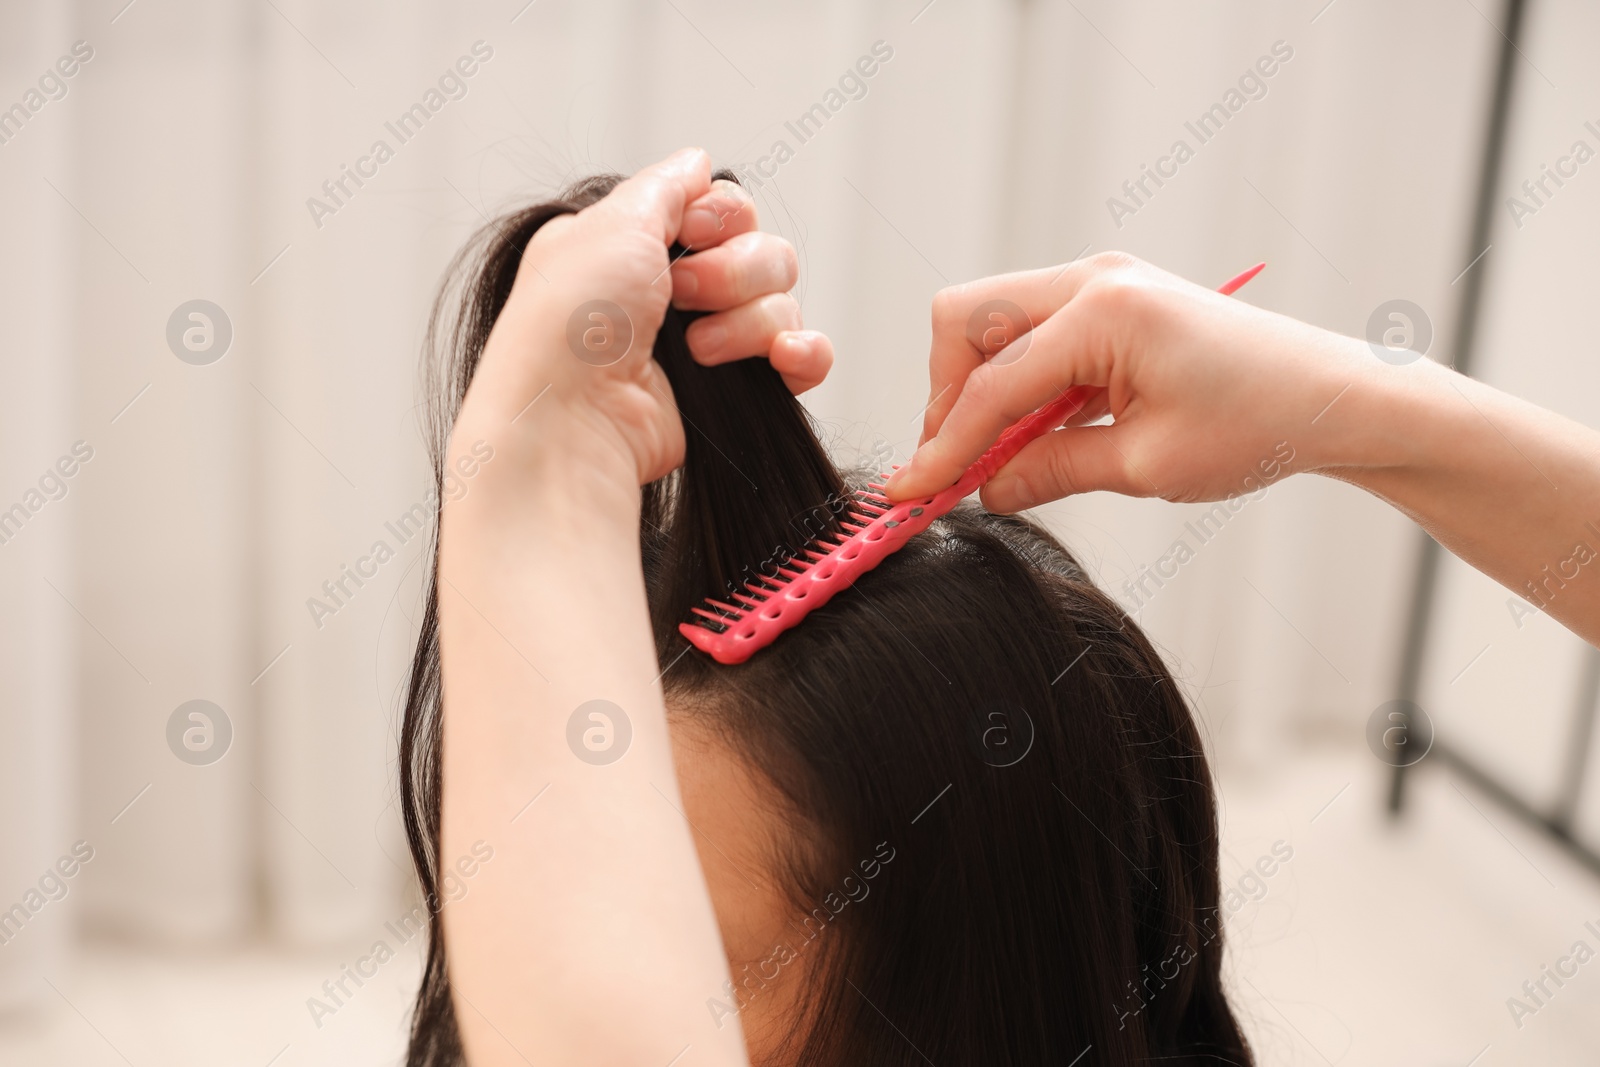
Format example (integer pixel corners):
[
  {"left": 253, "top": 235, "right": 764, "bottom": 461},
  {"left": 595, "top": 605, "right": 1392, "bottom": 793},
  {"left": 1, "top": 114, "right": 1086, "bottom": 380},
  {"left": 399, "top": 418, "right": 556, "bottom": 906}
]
[{"left": 1, "top": 0, "right": 1598, "bottom": 1063}]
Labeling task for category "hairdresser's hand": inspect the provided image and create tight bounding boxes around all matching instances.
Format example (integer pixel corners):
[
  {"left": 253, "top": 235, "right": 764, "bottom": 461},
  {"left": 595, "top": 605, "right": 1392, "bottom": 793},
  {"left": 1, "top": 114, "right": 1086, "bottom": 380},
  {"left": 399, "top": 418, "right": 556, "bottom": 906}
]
[
  {"left": 458, "top": 147, "right": 832, "bottom": 492},
  {"left": 890, "top": 251, "right": 1600, "bottom": 647},
  {"left": 887, "top": 252, "right": 1369, "bottom": 509}
]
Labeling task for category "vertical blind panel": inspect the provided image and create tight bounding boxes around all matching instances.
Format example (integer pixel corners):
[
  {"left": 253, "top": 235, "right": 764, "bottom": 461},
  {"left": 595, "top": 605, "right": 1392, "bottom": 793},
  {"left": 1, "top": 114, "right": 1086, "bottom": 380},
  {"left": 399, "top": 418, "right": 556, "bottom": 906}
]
[
  {"left": 73, "top": 0, "right": 256, "bottom": 944},
  {"left": 0, "top": 0, "right": 74, "bottom": 1013}
]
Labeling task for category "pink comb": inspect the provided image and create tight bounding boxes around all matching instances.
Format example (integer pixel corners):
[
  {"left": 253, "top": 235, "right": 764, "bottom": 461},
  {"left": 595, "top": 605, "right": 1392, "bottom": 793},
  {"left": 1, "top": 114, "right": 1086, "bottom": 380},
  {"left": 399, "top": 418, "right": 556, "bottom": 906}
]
[{"left": 679, "top": 263, "right": 1266, "bottom": 664}]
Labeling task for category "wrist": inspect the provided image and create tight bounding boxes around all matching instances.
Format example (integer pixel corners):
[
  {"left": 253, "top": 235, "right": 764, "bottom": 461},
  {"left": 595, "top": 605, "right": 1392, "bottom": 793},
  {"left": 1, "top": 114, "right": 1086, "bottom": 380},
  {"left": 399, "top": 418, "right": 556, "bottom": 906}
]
[
  {"left": 1309, "top": 350, "right": 1466, "bottom": 491},
  {"left": 443, "top": 404, "right": 642, "bottom": 541}
]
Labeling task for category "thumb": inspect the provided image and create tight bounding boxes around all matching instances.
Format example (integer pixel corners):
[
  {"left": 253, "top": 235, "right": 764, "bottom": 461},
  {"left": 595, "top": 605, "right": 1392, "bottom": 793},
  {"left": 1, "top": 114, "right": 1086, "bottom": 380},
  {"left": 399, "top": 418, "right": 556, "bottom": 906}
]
[{"left": 979, "top": 424, "right": 1144, "bottom": 512}]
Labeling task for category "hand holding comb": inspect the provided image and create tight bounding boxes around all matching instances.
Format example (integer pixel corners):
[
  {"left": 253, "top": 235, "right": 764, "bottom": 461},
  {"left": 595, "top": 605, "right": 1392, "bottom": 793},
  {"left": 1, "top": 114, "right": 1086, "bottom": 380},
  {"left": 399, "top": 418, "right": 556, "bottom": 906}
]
[{"left": 679, "top": 263, "right": 1267, "bottom": 664}]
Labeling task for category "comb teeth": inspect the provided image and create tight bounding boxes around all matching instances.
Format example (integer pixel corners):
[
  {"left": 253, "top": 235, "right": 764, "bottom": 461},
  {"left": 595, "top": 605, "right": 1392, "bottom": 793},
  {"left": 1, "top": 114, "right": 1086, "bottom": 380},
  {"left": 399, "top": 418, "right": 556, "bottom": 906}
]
[{"left": 678, "top": 471, "right": 969, "bottom": 664}]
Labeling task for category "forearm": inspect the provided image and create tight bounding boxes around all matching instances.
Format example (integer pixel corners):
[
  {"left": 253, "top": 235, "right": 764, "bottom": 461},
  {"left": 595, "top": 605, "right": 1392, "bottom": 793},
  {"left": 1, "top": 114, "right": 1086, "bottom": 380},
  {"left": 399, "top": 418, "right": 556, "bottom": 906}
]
[
  {"left": 1321, "top": 355, "right": 1600, "bottom": 646},
  {"left": 436, "top": 424, "right": 745, "bottom": 1065}
]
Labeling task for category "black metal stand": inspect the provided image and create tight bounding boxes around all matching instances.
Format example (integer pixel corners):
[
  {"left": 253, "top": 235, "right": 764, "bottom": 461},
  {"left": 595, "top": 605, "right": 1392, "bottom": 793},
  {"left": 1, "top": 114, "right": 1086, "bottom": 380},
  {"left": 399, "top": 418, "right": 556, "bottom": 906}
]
[
  {"left": 1388, "top": 0, "right": 1600, "bottom": 880},
  {"left": 1426, "top": 652, "right": 1600, "bottom": 879}
]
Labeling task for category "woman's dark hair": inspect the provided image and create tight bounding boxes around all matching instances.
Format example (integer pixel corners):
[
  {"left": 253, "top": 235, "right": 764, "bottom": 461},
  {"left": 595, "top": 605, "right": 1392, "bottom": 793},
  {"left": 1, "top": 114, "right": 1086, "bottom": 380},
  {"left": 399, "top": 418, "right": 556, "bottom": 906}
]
[{"left": 400, "top": 173, "right": 1253, "bottom": 1066}]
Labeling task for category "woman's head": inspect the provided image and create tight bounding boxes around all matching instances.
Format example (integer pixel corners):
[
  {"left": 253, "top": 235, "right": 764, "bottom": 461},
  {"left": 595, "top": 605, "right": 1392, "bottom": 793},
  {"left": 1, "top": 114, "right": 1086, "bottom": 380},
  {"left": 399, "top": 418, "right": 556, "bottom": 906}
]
[{"left": 401, "top": 172, "right": 1252, "bottom": 1066}]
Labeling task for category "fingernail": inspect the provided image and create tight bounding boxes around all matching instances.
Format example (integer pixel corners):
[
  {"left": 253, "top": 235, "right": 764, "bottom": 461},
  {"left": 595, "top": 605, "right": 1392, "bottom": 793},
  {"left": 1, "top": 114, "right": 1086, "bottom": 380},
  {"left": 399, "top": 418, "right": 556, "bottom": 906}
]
[
  {"left": 690, "top": 322, "right": 726, "bottom": 355},
  {"left": 683, "top": 205, "right": 719, "bottom": 234},
  {"left": 671, "top": 264, "right": 699, "bottom": 303},
  {"left": 782, "top": 331, "right": 817, "bottom": 355},
  {"left": 991, "top": 474, "right": 1033, "bottom": 511},
  {"left": 885, "top": 454, "right": 916, "bottom": 495},
  {"left": 710, "top": 180, "right": 748, "bottom": 215}
]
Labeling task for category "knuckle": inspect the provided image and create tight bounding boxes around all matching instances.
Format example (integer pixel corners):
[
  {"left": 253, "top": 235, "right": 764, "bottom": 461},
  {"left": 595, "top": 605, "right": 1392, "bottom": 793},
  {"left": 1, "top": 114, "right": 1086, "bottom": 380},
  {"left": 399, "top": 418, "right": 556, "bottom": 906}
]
[
  {"left": 1042, "top": 446, "right": 1083, "bottom": 497},
  {"left": 722, "top": 252, "right": 751, "bottom": 300},
  {"left": 777, "top": 239, "right": 799, "bottom": 287},
  {"left": 1085, "top": 250, "right": 1143, "bottom": 274},
  {"left": 1077, "top": 273, "right": 1152, "bottom": 323},
  {"left": 930, "top": 285, "right": 970, "bottom": 332},
  {"left": 744, "top": 232, "right": 796, "bottom": 284},
  {"left": 958, "top": 363, "right": 1002, "bottom": 413},
  {"left": 1038, "top": 439, "right": 1104, "bottom": 498},
  {"left": 766, "top": 291, "right": 803, "bottom": 329}
]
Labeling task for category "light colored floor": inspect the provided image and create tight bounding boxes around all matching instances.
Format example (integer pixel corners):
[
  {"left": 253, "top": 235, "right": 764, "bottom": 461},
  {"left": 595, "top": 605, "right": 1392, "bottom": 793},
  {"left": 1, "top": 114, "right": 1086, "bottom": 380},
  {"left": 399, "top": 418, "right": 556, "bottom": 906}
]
[
  {"left": 2, "top": 745, "right": 1597, "bottom": 1066},
  {"left": 1220, "top": 747, "right": 1600, "bottom": 1067},
  {"left": 0, "top": 937, "right": 423, "bottom": 1067}
]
